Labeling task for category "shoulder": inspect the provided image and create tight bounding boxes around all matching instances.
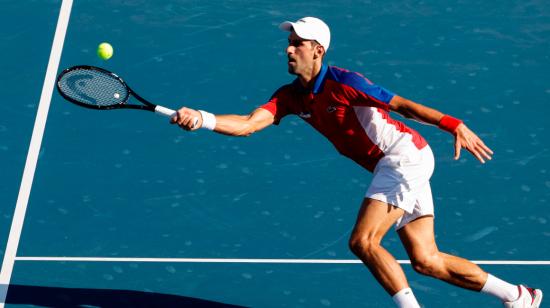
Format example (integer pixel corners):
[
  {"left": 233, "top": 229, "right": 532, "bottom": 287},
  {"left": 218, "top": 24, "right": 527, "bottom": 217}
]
[
  {"left": 326, "top": 66, "right": 395, "bottom": 104},
  {"left": 326, "top": 66, "right": 374, "bottom": 90}
]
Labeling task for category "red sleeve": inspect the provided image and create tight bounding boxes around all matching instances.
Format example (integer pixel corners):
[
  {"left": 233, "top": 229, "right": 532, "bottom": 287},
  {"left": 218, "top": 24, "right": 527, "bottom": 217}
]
[{"left": 260, "top": 84, "right": 293, "bottom": 125}]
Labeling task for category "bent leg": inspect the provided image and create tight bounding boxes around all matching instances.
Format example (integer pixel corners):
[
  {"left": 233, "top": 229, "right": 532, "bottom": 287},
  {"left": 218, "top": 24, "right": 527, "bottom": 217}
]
[
  {"left": 398, "top": 215, "right": 487, "bottom": 290},
  {"left": 349, "top": 198, "right": 409, "bottom": 295}
]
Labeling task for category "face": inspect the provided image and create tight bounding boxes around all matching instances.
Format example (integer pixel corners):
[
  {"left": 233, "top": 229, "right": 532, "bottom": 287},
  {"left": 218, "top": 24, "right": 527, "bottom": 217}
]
[{"left": 286, "top": 31, "right": 318, "bottom": 76}]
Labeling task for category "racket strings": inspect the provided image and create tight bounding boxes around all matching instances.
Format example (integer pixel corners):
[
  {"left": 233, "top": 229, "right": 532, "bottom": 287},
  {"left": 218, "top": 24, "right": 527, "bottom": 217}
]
[{"left": 57, "top": 68, "right": 128, "bottom": 107}]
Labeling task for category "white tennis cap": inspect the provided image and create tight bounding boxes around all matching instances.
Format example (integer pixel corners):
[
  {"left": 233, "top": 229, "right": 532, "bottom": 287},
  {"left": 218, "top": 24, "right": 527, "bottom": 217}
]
[{"left": 279, "top": 17, "right": 331, "bottom": 51}]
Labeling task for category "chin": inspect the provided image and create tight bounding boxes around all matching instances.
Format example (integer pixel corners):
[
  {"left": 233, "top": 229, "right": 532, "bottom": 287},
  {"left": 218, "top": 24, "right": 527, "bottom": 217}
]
[{"left": 287, "top": 65, "right": 298, "bottom": 75}]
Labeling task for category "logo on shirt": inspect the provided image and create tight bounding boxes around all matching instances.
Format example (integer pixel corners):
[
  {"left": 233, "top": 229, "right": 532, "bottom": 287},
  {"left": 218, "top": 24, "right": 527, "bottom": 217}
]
[
  {"left": 298, "top": 112, "right": 311, "bottom": 119},
  {"left": 327, "top": 106, "right": 337, "bottom": 113}
]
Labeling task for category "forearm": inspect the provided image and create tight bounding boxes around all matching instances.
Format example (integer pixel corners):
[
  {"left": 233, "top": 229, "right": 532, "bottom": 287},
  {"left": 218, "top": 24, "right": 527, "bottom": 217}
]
[
  {"left": 196, "top": 107, "right": 274, "bottom": 137},
  {"left": 389, "top": 95, "right": 444, "bottom": 126},
  {"left": 214, "top": 114, "right": 259, "bottom": 137},
  {"left": 387, "top": 95, "right": 492, "bottom": 163},
  {"left": 389, "top": 95, "right": 464, "bottom": 136}
]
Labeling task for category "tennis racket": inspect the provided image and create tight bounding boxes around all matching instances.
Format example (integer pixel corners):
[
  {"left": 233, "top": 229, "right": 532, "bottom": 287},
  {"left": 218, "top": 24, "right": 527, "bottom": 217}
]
[{"left": 56, "top": 65, "right": 197, "bottom": 126}]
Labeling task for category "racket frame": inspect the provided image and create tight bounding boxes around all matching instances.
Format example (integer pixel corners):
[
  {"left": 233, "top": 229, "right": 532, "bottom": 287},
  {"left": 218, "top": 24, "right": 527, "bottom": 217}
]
[
  {"left": 55, "top": 65, "right": 175, "bottom": 116},
  {"left": 56, "top": 65, "right": 197, "bottom": 124}
]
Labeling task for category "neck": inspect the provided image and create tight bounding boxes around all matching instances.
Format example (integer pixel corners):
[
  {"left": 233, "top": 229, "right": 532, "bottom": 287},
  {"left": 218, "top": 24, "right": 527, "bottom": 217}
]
[{"left": 298, "top": 61, "right": 323, "bottom": 88}]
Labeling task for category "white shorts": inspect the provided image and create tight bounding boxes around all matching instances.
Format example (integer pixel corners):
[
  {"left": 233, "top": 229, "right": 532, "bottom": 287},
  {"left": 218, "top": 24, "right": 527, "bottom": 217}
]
[{"left": 366, "top": 145, "right": 435, "bottom": 230}]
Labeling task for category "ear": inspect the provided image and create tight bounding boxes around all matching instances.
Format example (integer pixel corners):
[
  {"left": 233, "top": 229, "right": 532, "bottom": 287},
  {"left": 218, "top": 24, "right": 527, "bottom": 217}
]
[{"left": 313, "top": 45, "right": 325, "bottom": 60}]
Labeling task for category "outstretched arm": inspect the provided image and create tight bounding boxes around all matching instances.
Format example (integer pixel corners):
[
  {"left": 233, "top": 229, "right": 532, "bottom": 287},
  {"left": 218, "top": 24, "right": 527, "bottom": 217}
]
[
  {"left": 389, "top": 95, "right": 493, "bottom": 163},
  {"left": 170, "top": 107, "right": 275, "bottom": 137}
]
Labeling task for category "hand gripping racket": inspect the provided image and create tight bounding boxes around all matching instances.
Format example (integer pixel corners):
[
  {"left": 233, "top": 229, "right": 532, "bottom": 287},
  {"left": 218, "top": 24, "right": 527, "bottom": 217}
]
[{"left": 56, "top": 65, "right": 198, "bottom": 126}]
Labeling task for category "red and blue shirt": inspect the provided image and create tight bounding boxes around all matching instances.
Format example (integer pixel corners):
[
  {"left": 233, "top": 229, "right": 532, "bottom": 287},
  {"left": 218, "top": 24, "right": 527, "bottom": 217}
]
[{"left": 261, "top": 64, "right": 427, "bottom": 172}]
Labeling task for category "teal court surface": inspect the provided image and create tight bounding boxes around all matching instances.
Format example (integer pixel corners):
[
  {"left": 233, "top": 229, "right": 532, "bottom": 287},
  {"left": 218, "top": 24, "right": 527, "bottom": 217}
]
[{"left": 0, "top": 1, "right": 549, "bottom": 307}]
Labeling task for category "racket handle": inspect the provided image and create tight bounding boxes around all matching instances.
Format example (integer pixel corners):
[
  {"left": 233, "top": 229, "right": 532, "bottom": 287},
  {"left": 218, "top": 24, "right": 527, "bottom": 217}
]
[
  {"left": 155, "top": 105, "right": 199, "bottom": 128},
  {"left": 154, "top": 105, "right": 177, "bottom": 117}
]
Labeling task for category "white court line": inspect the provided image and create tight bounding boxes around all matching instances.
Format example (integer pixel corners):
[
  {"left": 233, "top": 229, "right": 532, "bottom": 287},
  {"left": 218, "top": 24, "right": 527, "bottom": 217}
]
[
  {"left": 0, "top": 0, "right": 73, "bottom": 306},
  {"left": 14, "top": 257, "right": 550, "bottom": 265}
]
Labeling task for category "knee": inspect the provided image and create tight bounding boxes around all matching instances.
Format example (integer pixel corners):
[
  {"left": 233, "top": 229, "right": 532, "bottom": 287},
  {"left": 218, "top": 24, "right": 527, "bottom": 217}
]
[
  {"left": 348, "top": 234, "right": 379, "bottom": 259},
  {"left": 348, "top": 235, "right": 364, "bottom": 256},
  {"left": 410, "top": 253, "right": 441, "bottom": 276}
]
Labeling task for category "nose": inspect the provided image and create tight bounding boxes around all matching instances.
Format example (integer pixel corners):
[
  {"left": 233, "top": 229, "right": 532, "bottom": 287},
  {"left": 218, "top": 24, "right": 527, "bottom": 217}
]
[{"left": 286, "top": 45, "right": 295, "bottom": 55}]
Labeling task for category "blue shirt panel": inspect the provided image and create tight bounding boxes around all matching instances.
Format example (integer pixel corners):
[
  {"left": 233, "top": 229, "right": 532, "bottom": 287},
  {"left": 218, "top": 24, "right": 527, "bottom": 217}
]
[{"left": 325, "top": 66, "right": 395, "bottom": 104}]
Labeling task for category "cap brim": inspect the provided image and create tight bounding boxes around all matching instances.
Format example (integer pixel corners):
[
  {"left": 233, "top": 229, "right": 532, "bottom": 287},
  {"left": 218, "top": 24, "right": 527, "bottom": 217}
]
[
  {"left": 279, "top": 21, "right": 312, "bottom": 41},
  {"left": 279, "top": 21, "right": 293, "bottom": 31}
]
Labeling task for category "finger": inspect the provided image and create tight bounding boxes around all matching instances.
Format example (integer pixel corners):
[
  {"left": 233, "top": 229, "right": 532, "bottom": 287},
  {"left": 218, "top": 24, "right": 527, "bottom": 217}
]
[
  {"left": 178, "top": 121, "right": 191, "bottom": 131},
  {"left": 183, "top": 114, "right": 194, "bottom": 127},
  {"left": 465, "top": 144, "right": 486, "bottom": 163},
  {"left": 480, "top": 142, "right": 494, "bottom": 155},
  {"left": 472, "top": 140, "right": 493, "bottom": 160},
  {"left": 454, "top": 140, "right": 461, "bottom": 160},
  {"left": 478, "top": 146, "right": 493, "bottom": 161},
  {"left": 170, "top": 115, "right": 178, "bottom": 124},
  {"left": 471, "top": 149, "right": 486, "bottom": 164},
  {"left": 174, "top": 110, "right": 184, "bottom": 124},
  {"left": 181, "top": 114, "right": 198, "bottom": 130},
  {"left": 171, "top": 110, "right": 182, "bottom": 124},
  {"left": 177, "top": 113, "right": 190, "bottom": 126}
]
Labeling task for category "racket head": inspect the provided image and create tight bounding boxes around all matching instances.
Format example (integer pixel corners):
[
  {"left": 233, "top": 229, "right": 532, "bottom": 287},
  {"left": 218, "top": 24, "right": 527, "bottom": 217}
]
[{"left": 56, "top": 65, "right": 132, "bottom": 110}]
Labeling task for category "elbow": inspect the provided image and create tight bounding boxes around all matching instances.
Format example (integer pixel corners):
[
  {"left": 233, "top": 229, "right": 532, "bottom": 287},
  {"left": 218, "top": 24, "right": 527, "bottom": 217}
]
[
  {"left": 390, "top": 96, "right": 415, "bottom": 119},
  {"left": 394, "top": 106, "right": 413, "bottom": 119},
  {"left": 233, "top": 123, "right": 257, "bottom": 137},
  {"left": 235, "top": 132, "right": 254, "bottom": 137}
]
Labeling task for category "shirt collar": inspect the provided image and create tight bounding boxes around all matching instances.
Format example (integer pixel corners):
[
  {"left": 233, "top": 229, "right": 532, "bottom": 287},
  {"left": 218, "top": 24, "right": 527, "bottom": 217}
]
[
  {"left": 312, "top": 63, "right": 328, "bottom": 94},
  {"left": 292, "top": 63, "right": 328, "bottom": 94}
]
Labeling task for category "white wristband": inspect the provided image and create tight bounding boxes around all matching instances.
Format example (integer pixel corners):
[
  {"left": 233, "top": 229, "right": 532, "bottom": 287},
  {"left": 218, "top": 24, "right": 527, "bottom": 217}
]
[{"left": 198, "top": 110, "right": 216, "bottom": 131}]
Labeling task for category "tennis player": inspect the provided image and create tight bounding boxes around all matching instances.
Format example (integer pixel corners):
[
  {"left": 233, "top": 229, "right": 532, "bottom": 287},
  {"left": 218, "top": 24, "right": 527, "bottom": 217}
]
[{"left": 171, "top": 17, "right": 543, "bottom": 308}]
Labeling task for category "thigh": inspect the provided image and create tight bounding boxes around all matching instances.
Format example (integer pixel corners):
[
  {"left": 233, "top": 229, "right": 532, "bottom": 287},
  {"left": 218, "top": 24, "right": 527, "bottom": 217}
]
[
  {"left": 351, "top": 198, "right": 405, "bottom": 242},
  {"left": 397, "top": 215, "right": 438, "bottom": 258}
]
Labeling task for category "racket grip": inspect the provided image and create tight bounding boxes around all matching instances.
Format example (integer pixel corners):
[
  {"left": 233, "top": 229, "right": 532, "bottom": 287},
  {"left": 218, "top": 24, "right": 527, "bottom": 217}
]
[
  {"left": 154, "top": 105, "right": 177, "bottom": 118},
  {"left": 155, "top": 105, "right": 199, "bottom": 128}
]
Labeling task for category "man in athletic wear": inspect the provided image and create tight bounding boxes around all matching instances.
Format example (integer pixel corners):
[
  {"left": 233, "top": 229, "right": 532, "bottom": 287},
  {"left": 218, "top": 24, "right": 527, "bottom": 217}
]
[{"left": 171, "top": 17, "right": 543, "bottom": 308}]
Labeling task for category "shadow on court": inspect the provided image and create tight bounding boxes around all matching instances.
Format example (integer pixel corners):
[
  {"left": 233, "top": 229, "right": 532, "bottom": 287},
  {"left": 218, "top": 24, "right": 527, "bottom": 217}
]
[{"left": 5, "top": 284, "right": 246, "bottom": 307}]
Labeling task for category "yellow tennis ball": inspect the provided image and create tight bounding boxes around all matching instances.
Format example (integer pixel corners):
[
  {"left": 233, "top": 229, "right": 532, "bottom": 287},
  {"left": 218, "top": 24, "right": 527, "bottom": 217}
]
[{"left": 97, "top": 42, "right": 113, "bottom": 60}]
